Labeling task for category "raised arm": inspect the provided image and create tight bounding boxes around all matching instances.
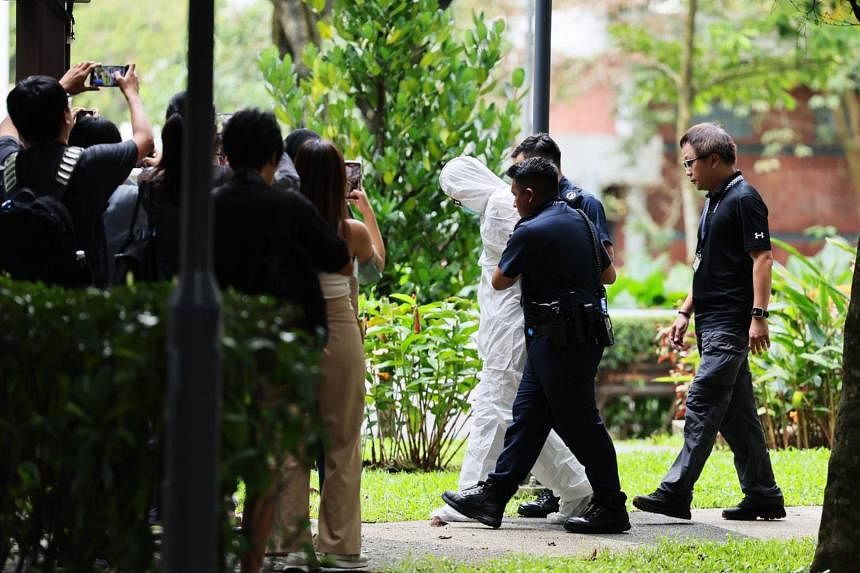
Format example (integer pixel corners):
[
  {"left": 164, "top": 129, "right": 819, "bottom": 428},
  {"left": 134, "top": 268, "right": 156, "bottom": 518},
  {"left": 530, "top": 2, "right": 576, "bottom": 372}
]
[
  {"left": 114, "top": 64, "right": 154, "bottom": 162},
  {"left": 348, "top": 188, "right": 385, "bottom": 271}
]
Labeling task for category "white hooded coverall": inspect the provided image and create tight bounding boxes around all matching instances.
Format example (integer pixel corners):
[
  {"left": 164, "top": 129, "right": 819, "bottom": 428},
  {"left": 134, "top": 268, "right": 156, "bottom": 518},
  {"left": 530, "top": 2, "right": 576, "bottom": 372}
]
[{"left": 434, "top": 156, "right": 592, "bottom": 519}]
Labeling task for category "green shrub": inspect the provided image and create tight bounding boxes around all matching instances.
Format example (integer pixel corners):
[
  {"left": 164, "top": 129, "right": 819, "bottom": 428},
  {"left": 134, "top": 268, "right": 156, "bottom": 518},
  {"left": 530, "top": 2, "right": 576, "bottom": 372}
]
[
  {"left": 0, "top": 277, "right": 320, "bottom": 571},
  {"left": 600, "top": 313, "right": 676, "bottom": 438},
  {"left": 362, "top": 293, "right": 480, "bottom": 471},
  {"left": 751, "top": 237, "right": 853, "bottom": 448},
  {"left": 259, "top": 0, "right": 524, "bottom": 300}
]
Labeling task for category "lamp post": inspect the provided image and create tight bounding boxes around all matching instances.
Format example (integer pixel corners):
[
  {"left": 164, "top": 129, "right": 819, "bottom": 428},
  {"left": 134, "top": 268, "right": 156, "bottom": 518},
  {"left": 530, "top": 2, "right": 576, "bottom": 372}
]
[
  {"left": 163, "top": 0, "right": 222, "bottom": 570},
  {"left": 532, "top": 0, "right": 551, "bottom": 134}
]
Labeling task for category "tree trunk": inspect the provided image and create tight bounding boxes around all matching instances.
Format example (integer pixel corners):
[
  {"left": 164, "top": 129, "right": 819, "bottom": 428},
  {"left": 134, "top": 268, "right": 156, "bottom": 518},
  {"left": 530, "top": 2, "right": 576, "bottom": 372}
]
[
  {"left": 811, "top": 244, "right": 860, "bottom": 571},
  {"left": 270, "top": 0, "right": 332, "bottom": 77},
  {"left": 677, "top": 0, "right": 699, "bottom": 263},
  {"left": 832, "top": 90, "right": 860, "bottom": 223}
]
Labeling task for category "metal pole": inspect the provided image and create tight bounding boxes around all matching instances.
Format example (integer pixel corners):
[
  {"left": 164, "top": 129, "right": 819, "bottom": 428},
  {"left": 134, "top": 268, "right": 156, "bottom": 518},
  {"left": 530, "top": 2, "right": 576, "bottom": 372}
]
[
  {"left": 522, "top": 0, "right": 534, "bottom": 136},
  {"left": 532, "top": 0, "right": 551, "bottom": 134},
  {"left": 163, "top": 0, "right": 222, "bottom": 570}
]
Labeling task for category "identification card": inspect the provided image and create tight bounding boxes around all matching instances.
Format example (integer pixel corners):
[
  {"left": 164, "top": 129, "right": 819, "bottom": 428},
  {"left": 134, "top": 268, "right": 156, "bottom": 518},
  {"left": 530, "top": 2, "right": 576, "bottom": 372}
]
[{"left": 692, "top": 252, "right": 702, "bottom": 273}]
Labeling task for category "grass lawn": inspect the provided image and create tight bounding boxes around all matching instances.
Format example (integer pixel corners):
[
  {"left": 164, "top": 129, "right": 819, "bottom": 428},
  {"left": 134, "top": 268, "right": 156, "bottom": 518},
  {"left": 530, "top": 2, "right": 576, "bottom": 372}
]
[
  {"left": 300, "top": 436, "right": 830, "bottom": 522},
  {"left": 382, "top": 537, "right": 816, "bottom": 572}
]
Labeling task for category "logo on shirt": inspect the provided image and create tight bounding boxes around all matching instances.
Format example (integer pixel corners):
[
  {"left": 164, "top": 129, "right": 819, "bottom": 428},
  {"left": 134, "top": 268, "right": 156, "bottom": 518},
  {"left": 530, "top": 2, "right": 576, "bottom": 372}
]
[{"left": 754, "top": 232, "right": 765, "bottom": 239}]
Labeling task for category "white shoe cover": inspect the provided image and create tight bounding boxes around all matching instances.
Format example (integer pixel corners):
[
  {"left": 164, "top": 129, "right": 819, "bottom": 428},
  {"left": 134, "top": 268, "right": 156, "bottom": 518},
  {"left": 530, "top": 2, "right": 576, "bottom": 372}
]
[
  {"left": 430, "top": 504, "right": 475, "bottom": 522},
  {"left": 547, "top": 495, "right": 593, "bottom": 524}
]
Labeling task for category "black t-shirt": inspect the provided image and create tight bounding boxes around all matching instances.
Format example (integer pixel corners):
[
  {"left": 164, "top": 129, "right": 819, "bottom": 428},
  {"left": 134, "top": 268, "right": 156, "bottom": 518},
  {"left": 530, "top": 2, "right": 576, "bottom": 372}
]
[
  {"left": 692, "top": 172, "right": 771, "bottom": 332},
  {"left": 559, "top": 176, "right": 613, "bottom": 246},
  {"left": 212, "top": 171, "right": 350, "bottom": 335},
  {"left": 499, "top": 200, "right": 611, "bottom": 319},
  {"left": 0, "top": 136, "right": 139, "bottom": 287}
]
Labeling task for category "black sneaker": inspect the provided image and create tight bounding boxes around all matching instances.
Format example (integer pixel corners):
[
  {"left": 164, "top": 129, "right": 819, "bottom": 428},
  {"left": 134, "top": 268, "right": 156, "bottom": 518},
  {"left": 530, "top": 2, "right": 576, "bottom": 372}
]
[
  {"left": 632, "top": 490, "right": 692, "bottom": 520},
  {"left": 722, "top": 496, "right": 786, "bottom": 521},
  {"left": 563, "top": 500, "right": 631, "bottom": 534},
  {"left": 517, "top": 488, "right": 560, "bottom": 518},
  {"left": 441, "top": 481, "right": 507, "bottom": 528}
]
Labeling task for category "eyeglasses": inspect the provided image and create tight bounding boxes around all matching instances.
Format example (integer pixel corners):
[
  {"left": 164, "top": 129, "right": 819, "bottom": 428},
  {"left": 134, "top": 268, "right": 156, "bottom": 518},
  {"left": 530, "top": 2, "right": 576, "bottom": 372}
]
[{"left": 682, "top": 155, "right": 704, "bottom": 170}]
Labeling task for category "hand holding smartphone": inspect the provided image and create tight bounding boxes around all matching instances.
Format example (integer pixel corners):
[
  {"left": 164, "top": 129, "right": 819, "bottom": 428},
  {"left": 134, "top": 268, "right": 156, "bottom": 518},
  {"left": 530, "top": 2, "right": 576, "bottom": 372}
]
[
  {"left": 345, "top": 160, "right": 362, "bottom": 193},
  {"left": 89, "top": 65, "right": 130, "bottom": 88}
]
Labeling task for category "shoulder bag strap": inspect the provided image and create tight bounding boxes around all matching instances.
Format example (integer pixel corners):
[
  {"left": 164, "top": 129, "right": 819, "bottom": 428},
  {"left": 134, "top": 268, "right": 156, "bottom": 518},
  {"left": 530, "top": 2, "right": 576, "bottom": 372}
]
[
  {"left": 2, "top": 152, "right": 18, "bottom": 199},
  {"left": 576, "top": 208, "right": 605, "bottom": 299}
]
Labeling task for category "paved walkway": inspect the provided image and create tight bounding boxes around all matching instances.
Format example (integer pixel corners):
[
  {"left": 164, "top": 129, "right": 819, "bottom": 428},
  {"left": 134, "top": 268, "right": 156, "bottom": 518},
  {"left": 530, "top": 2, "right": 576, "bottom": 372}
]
[{"left": 332, "top": 506, "right": 820, "bottom": 571}]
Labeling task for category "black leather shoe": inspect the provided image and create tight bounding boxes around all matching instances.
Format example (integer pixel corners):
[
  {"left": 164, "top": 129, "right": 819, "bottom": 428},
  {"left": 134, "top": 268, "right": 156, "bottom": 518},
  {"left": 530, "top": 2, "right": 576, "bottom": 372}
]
[
  {"left": 632, "top": 490, "right": 692, "bottom": 520},
  {"left": 563, "top": 500, "right": 631, "bottom": 534},
  {"left": 517, "top": 488, "right": 560, "bottom": 518},
  {"left": 722, "top": 496, "right": 786, "bottom": 521},
  {"left": 441, "top": 481, "right": 507, "bottom": 528}
]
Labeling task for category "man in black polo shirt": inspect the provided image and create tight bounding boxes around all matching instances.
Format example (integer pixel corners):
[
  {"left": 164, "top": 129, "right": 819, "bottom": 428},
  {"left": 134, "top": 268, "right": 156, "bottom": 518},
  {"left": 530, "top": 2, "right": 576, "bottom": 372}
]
[
  {"left": 0, "top": 62, "right": 154, "bottom": 287},
  {"left": 441, "top": 157, "right": 630, "bottom": 534},
  {"left": 633, "top": 122, "right": 785, "bottom": 521},
  {"left": 212, "top": 108, "right": 351, "bottom": 337}
]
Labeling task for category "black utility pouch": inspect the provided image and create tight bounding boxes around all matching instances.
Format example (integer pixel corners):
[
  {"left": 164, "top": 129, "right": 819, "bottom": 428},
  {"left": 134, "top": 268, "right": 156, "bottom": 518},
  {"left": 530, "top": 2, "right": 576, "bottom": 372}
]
[
  {"left": 582, "top": 301, "right": 614, "bottom": 347},
  {"left": 546, "top": 311, "right": 569, "bottom": 350}
]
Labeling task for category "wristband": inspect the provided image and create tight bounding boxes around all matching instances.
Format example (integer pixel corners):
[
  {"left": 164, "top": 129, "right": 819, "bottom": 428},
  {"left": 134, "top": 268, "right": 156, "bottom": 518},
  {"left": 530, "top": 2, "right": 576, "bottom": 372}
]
[{"left": 677, "top": 310, "right": 691, "bottom": 319}]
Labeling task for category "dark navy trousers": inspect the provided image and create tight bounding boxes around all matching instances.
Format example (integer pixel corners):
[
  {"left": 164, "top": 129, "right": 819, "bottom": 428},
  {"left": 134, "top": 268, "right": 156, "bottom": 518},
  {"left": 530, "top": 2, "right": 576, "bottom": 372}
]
[
  {"left": 658, "top": 329, "right": 782, "bottom": 502},
  {"left": 488, "top": 330, "right": 622, "bottom": 499}
]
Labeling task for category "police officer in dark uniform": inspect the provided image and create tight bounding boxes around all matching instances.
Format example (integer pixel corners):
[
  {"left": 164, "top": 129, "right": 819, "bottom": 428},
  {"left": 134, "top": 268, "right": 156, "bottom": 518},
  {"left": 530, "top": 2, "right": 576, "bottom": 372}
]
[
  {"left": 510, "top": 132, "right": 616, "bottom": 518},
  {"left": 633, "top": 122, "right": 785, "bottom": 521},
  {"left": 441, "top": 157, "right": 630, "bottom": 534}
]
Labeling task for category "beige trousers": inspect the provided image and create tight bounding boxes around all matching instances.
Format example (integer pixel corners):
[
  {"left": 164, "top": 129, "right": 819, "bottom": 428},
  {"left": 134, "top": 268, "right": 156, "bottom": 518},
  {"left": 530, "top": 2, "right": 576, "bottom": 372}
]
[{"left": 270, "top": 294, "right": 366, "bottom": 555}]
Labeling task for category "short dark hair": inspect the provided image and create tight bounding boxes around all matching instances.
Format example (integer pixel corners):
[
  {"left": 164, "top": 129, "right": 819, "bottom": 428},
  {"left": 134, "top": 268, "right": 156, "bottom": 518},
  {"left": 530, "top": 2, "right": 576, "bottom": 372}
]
[
  {"left": 68, "top": 116, "right": 122, "bottom": 148},
  {"left": 284, "top": 128, "right": 321, "bottom": 161},
  {"left": 511, "top": 133, "right": 562, "bottom": 170},
  {"left": 7, "top": 75, "right": 69, "bottom": 144},
  {"left": 506, "top": 156, "right": 559, "bottom": 199},
  {"left": 222, "top": 108, "right": 284, "bottom": 172},
  {"left": 680, "top": 123, "right": 737, "bottom": 165},
  {"left": 165, "top": 91, "right": 187, "bottom": 122}
]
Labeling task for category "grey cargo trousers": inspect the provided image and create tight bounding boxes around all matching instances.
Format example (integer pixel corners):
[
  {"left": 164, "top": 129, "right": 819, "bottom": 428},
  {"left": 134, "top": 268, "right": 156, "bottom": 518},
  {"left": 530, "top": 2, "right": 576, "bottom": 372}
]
[{"left": 659, "top": 329, "right": 783, "bottom": 502}]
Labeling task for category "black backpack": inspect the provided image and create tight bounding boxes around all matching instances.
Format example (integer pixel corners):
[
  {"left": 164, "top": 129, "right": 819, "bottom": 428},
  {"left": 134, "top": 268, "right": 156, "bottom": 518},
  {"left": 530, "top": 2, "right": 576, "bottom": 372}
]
[{"left": 0, "top": 147, "right": 92, "bottom": 287}]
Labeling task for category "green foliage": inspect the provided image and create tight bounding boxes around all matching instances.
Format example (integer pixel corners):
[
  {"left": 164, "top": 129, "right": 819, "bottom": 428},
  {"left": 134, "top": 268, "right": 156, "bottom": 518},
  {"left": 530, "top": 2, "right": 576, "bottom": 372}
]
[
  {"left": 385, "top": 537, "right": 816, "bottom": 572},
  {"left": 66, "top": 0, "right": 274, "bottom": 124},
  {"left": 259, "top": 0, "right": 525, "bottom": 300},
  {"left": 610, "top": 2, "right": 808, "bottom": 146},
  {"left": 0, "top": 277, "right": 320, "bottom": 570},
  {"left": 751, "top": 237, "right": 853, "bottom": 449},
  {"left": 361, "top": 293, "right": 481, "bottom": 471},
  {"left": 606, "top": 258, "right": 691, "bottom": 309}
]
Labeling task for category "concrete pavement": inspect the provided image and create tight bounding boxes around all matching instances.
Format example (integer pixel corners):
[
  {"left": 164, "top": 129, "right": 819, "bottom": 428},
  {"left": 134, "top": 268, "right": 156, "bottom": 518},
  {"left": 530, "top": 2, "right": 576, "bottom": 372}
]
[{"left": 349, "top": 506, "right": 820, "bottom": 571}]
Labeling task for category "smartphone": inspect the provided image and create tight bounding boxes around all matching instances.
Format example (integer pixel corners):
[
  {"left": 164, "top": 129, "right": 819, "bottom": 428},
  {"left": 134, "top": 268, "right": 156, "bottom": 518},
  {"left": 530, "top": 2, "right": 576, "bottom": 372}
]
[
  {"left": 345, "top": 160, "right": 362, "bottom": 193},
  {"left": 89, "top": 65, "right": 129, "bottom": 88}
]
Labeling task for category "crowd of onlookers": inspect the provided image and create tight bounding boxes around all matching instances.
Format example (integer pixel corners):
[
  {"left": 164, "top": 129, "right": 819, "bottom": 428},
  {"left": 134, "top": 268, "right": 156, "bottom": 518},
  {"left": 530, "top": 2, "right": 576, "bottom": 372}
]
[{"left": 0, "top": 62, "right": 384, "bottom": 571}]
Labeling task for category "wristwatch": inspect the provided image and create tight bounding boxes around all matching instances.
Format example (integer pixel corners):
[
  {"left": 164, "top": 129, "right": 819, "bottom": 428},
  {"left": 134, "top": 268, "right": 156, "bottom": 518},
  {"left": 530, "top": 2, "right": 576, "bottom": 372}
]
[{"left": 751, "top": 307, "right": 769, "bottom": 319}]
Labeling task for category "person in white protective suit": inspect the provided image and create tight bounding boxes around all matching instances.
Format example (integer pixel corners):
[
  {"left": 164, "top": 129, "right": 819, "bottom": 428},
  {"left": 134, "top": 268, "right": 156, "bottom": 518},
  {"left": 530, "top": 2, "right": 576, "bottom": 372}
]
[{"left": 429, "top": 156, "right": 593, "bottom": 525}]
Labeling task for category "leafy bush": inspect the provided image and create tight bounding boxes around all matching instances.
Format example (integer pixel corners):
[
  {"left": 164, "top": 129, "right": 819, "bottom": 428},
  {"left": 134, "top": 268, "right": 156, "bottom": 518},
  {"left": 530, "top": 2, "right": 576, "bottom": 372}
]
[
  {"left": 751, "top": 237, "right": 853, "bottom": 448},
  {"left": 0, "top": 277, "right": 320, "bottom": 571},
  {"left": 362, "top": 293, "right": 480, "bottom": 471},
  {"left": 259, "top": 0, "right": 525, "bottom": 300},
  {"left": 606, "top": 255, "right": 691, "bottom": 309},
  {"left": 599, "top": 313, "right": 677, "bottom": 438}
]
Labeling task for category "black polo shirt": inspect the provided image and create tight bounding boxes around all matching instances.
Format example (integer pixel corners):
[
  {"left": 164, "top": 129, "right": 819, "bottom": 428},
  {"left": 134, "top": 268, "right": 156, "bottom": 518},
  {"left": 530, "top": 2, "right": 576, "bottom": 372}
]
[
  {"left": 559, "top": 176, "right": 613, "bottom": 246},
  {"left": 692, "top": 171, "right": 771, "bottom": 332},
  {"left": 499, "top": 200, "right": 611, "bottom": 319}
]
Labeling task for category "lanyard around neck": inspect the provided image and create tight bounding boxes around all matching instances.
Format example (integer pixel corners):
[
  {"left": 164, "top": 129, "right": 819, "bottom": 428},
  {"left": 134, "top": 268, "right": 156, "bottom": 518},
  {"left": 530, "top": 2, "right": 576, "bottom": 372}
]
[{"left": 698, "top": 173, "right": 743, "bottom": 244}]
